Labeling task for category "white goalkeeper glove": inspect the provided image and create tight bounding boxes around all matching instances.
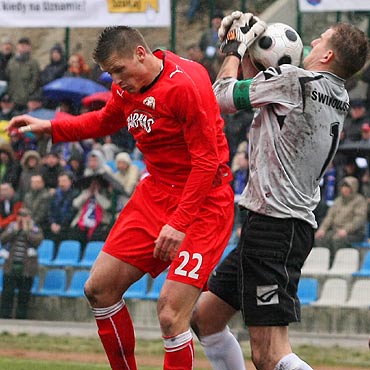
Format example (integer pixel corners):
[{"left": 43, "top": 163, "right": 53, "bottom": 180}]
[{"left": 219, "top": 11, "right": 267, "bottom": 60}]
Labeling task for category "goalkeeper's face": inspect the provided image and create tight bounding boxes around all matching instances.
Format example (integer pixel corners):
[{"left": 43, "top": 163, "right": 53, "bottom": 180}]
[{"left": 101, "top": 48, "right": 148, "bottom": 94}]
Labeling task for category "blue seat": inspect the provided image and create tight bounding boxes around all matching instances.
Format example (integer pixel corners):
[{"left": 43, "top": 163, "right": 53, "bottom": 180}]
[
  {"left": 124, "top": 274, "right": 148, "bottom": 299},
  {"left": 31, "top": 275, "right": 40, "bottom": 294},
  {"left": 48, "top": 240, "right": 81, "bottom": 267},
  {"left": 297, "top": 278, "right": 318, "bottom": 305},
  {"left": 78, "top": 241, "right": 104, "bottom": 268},
  {"left": 353, "top": 251, "right": 370, "bottom": 277},
  {"left": 132, "top": 159, "right": 146, "bottom": 172},
  {"left": 61, "top": 270, "right": 90, "bottom": 298},
  {"left": 106, "top": 160, "right": 117, "bottom": 172},
  {"left": 35, "top": 269, "right": 67, "bottom": 296},
  {"left": 38, "top": 239, "right": 55, "bottom": 265},
  {"left": 219, "top": 243, "right": 237, "bottom": 264},
  {"left": 352, "top": 222, "right": 370, "bottom": 248},
  {"left": 145, "top": 271, "right": 167, "bottom": 300}
]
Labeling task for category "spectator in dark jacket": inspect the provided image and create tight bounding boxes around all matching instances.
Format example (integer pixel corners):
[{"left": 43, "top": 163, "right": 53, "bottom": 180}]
[
  {"left": 0, "top": 142, "right": 21, "bottom": 189},
  {"left": 17, "top": 150, "right": 42, "bottom": 200},
  {"left": 39, "top": 43, "right": 67, "bottom": 86},
  {"left": 46, "top": 171, "right": 78, "bottom": 246},
  {"left": 0, "top": 207, "right": 43, "bottom": 319},
  {"left": 23, "top": 174, "right": 50, "bottom": 234},
  {"left": 40, "top": 150, "right": 65, "bottom": 195}
]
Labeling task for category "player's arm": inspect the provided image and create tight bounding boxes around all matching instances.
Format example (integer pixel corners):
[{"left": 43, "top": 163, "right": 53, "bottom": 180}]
[
  {"left": 213, "top": 73, "right": 253, "bottom": 114},
  {"left": 213, "top": 11, "right": 266, "bottom": 114}
]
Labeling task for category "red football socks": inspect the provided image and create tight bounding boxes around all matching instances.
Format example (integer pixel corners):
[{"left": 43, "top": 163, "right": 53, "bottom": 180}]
[
  {"left": 92, "top": 299, "right": 137, "bottom": 370},
  {"left": 163, "top": 329, "right": 194, "bottom": 370}
]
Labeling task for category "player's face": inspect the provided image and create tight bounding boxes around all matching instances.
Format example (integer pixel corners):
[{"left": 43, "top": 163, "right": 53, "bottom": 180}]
[
  {"left": 101, "top": 48, "right": 147, "bottom": 94},
  {"left": 303, "top": 28, "right": 334, "bottom": 70}
]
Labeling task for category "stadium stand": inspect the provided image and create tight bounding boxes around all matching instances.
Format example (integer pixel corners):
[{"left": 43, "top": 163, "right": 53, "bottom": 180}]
[
  {"left": 123, "top": 274, "right": 148, "bottom": 299},
  {"left": 301, "top": 247, "right": 330, "bottom": 276},
  {"left": 341, "top": 279, "right": 370, "bottom": 308},
  {"left": 37, "top": 239, "right": 55, "bottom": 266},
  {"left": 297, "top": 277, "right": 318, "bottom": 305},
  {"left": 326, "top": 248, "right": 360, "bottom": 276},
  {"left": 61, "top": 270, "right": 90, "bottom": 298},
  {"left": 47, "top": 240, "right": 81, "bottom": 267},
  {"left": 352, "top": 250, "right": 370, "bottom": 277},
  {"left": 78, "top": 240, "right": 104, "bottom": 268},
  {"left": 145, "top": 271, "right": 167, "bottom": 300},
  {"left": 311, "top": 278, "right": 348, "bottom": 307},
  {"left": 35, "top": 269, "right": 67, "bottom": 296}
]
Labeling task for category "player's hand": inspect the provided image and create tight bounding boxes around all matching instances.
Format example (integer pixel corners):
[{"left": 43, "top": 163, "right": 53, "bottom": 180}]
[
  {"left": 218, "top": 11, "right": 252, "bottom": 42},
  {"left": 6, "top": 115, "right": 52, "bottom": 136},
  {"left": 220, "top": 13, "right": 267, "bottom": 59},
  {"left": 154, "top": 224, "right": 185, "bottom": 262}
]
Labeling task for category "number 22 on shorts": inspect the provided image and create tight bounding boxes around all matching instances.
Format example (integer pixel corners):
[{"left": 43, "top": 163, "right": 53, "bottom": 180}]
[{"left": 174, "top": 251, "right": 203, "bottom": 279}]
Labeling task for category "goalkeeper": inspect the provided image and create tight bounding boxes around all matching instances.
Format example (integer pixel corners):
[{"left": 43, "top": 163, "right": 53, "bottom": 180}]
[{"left": 191, "top": 10, "right": 369, "bottom": 370}]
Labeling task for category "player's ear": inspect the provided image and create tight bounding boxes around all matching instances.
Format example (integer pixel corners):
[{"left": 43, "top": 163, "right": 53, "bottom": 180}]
[
  {"left": 135, "top": 45, "right": 147, "bottom": 62},
  {"left": 321, "top": 49, "right": 334, "bottom": 64}
]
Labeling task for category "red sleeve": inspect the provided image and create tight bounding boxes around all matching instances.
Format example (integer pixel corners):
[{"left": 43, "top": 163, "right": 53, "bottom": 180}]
[
  {"left": 51, "top": 94, "right": 125, "bottom": 143},
  {"left": 166, "top": 75, "right": 220, "bottom": 232}
]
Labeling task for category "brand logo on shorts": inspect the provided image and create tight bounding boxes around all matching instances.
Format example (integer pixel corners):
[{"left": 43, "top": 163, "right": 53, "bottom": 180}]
[{"left": 256, "top": 285, "right": 279, "bottom": 306}]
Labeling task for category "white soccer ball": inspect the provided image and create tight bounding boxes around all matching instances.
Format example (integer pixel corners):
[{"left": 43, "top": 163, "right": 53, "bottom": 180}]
[{"left": 249, "top": 22, "right": 303, "bottom": 71}]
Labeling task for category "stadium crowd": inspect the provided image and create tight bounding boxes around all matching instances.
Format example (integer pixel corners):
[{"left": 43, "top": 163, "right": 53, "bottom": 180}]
[{"left": 0, "top": 30, "right": 369, "bottom": 257}]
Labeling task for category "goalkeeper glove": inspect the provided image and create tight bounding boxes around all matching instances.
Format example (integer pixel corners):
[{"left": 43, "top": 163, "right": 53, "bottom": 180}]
[{"left": 219, "top": 12, "right": 267, "bottom": 60}]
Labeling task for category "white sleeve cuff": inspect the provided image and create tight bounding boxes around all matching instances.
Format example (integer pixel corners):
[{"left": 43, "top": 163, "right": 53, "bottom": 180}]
[{"left": 212, "top": 78, "right": 238, "bottom": 114}]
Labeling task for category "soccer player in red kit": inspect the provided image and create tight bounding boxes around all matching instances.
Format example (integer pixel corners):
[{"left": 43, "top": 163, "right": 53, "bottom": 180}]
[{"left": 7, "top": 26, "right": 234, "bottom": 370}]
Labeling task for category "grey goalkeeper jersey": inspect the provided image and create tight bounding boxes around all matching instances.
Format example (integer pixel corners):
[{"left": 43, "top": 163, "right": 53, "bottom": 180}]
[{"left": 221, "top": 65, "right": 349, "bottom": 228}]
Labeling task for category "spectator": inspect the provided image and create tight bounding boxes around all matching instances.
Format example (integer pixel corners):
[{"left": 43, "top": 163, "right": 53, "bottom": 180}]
[
  {"left": 93, "top": 136, "right": 120, "bottom": 162},
  {"left": 40, "top": 150, "right": 65, "bottom": 194},
  {"left": 198, "top": 10, "right": 225, "bottom": 71},
  {"left": 66, "top": 150, "right": 85, "bottom": 181},
  {"left": 0, "top": 182, "right": 22, "bottom": 232},
  {"left": 46, "top": 171, "right": 78, "bottom": 246},
  {"left": 343, "top": 99, "right": 370, "bottom": 142},
  {"left": 84, "top": 149, "right": 114, "bottom": 177},
  {"left": 23, "top": 174, "right": 50, "bottom": 234},
  {"left": 111, "top": 152, "right": 140, "bottom": 219},
  {"left": 8, "top": 129, "right": 25, "bottom": 160},
  {"left": 5, "top": 37, "right": 40, "bottom": 111},
  {"left": 54, "top": 140, "right": 85, "bottom": 168},
  {"left": 69, "top": 176, "right": 112, "bottom": 247},
  {"left": 186, "top": 0, "right": 201, "bottom": 23},
  {"left": 360, "top": 122, "right": 370, "bottom": 146},
  {"left": 17, "top": 150, "right": 42, "bottom": 199},
  {"left": 0, "top": 142, "right": 21, "bottom": 189},
  {"left": 315, "top": 176, "right": 367, "bottom": 262},
  {"left": 64, "top": 53, "right": 90, "bottom": 78},
  {"left": 0, "top": 94, "right": 23, "bottom": 121},
  {"left": 186, "top": 43, "right": 217, "bottom": 82},
  {"left": 0, "top": 207, "right": 43, "bottom": 319},
  {"left": 39, "top": 43, "right": 67, "bottom": 86},
  {"left": 0, "top": 36, "right": 13, "bottom": 96},
  {"left": 341, "top": 156, "right": 365, "bottom": 192}
]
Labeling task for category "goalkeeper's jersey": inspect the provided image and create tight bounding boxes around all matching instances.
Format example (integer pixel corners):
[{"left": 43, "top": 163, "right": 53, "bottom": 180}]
[{"left": 238, "top": 64, "right": 349, "bottom": 228}]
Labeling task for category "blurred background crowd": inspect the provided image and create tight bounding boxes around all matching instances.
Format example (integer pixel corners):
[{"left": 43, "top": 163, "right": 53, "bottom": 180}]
[{"left": 0, "top": 7, "right": 369, "bottom": 263}]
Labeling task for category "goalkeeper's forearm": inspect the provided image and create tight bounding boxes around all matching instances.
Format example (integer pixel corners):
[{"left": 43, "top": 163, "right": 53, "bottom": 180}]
[{"left": 213, "top": 77, "right": 253, "bottom": 114}]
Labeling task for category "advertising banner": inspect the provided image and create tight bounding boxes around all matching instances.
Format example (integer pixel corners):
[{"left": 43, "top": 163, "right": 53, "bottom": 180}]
[
  {"left": 0, "top": 0, "right": 171, "bottom": 27},
  {"left": 299, "top": 0, "right": 370, "bottom": 12}
]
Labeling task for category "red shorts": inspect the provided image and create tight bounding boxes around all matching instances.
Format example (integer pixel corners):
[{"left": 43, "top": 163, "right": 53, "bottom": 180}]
[{"left": 103, "top": 175, "right": 234, "bottom": 289}]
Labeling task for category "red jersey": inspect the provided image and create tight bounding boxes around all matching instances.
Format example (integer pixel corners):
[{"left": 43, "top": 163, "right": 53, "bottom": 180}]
[{"left": 51, "top": 50, "right": 232, "bottom": 232}]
